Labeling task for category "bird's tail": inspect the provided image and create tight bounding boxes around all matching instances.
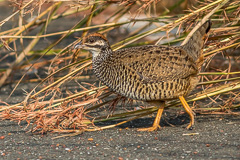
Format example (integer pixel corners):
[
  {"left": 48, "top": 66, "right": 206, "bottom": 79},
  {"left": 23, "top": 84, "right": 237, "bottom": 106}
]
[{"left": 181, "top": 20, "right": 211, "bottom": 62}]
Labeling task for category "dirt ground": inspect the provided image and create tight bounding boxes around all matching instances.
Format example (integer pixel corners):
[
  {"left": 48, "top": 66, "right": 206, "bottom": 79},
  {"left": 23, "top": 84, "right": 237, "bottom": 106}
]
[
  {"left": 0, "top": 110, "right": 239, "bottom": 159},
  {"left": 0, "top": 2, "right": 239, "bottom": 160}
]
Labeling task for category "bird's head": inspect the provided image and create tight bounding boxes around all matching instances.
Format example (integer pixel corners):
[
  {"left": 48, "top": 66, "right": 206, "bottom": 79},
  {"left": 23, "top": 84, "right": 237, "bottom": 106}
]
[{"left": 74, "top": 33, "right": 111, "bottom": 58}]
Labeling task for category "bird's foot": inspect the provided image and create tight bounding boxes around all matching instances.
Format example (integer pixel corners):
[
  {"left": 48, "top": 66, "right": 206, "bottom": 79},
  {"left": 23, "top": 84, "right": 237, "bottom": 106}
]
[
  {"left": 186, "top": 123, "right": 194, "bottom": 130},
  {"left": 137, "top": 125, "right": 161, "bottom": 132}
]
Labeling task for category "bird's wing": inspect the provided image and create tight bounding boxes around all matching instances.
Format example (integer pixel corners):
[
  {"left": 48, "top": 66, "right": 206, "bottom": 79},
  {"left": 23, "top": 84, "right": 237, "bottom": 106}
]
[{"left": 116, "top": 45, "right": 198, "bottom": 83}]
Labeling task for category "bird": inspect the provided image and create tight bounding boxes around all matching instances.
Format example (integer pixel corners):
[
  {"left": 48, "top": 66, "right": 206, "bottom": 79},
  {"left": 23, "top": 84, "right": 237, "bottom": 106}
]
[{"left": 74, "top": 20, "right": 211, "bottom": 131}]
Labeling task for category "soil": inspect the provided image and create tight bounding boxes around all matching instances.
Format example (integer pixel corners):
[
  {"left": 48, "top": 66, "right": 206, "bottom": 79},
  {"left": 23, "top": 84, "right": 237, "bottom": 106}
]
[{"left": 0, "top": 113, "right": 239, "bottom": 159}]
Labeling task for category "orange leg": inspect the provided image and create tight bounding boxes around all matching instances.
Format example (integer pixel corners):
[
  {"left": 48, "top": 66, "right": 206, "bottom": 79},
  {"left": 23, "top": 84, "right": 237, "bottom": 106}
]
[
  {"left": 179, "top": 96, "right": 195, "bottom": 130},
  {"left": 138, "top": 102, "right": 165, "bottom": 131}
]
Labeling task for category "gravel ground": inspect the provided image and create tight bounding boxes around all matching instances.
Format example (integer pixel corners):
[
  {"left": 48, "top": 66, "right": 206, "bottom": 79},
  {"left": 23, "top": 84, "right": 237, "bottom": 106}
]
[{"left": 0, "top": 113, "right": 239, "bottom": 159}]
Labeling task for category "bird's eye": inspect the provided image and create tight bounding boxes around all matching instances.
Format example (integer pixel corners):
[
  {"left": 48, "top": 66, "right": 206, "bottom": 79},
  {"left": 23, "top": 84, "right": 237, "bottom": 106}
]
[{"left": 89, "top": 39, "right": 95, "bottom": 43}]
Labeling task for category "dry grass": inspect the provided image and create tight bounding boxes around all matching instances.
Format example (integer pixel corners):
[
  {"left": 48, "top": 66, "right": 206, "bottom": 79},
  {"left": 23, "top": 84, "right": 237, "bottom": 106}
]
[{"left": 0, "top": 0, "right": 239, "bottom": 135}]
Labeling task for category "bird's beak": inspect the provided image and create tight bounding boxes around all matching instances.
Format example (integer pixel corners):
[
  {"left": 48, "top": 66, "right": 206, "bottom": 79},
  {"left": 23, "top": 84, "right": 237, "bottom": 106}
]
[{"left": 74, "top": 41, "right": 85, "bottom": 49}]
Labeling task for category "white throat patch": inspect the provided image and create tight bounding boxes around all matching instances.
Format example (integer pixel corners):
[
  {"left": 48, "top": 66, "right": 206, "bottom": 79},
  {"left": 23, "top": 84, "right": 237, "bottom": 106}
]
[{"left": 90, "top": 48, "right": 101, "bottom": 58}]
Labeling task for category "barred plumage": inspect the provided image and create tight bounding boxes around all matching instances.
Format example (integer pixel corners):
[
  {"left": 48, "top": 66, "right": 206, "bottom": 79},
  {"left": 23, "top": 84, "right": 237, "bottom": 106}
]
[{"left": 75, "top": 20, "right": 211, "bottom": 131}]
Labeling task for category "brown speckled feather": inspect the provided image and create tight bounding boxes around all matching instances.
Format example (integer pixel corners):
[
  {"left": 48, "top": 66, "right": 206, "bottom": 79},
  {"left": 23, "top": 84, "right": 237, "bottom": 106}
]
[
  {"left": 74, "top": 20, "right": 211, "bottom": 131},
  {"left": 77, "top": 21, "right": 211, "bottom": 101},
  {"left": 118, "top": 45, "right": 197, "bottom": 82},
  {"left": 93, "top": 45, "right": 198, "bottom": 101}
]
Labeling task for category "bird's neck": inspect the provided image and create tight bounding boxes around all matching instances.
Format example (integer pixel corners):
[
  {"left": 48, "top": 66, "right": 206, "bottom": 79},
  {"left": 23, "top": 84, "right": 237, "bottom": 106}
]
[
  {"left": 92, "top": 47, "right": 115, "bottom": 82},
  {"left": 92, "top": 46, "right": 113, "bottom": 63}
]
